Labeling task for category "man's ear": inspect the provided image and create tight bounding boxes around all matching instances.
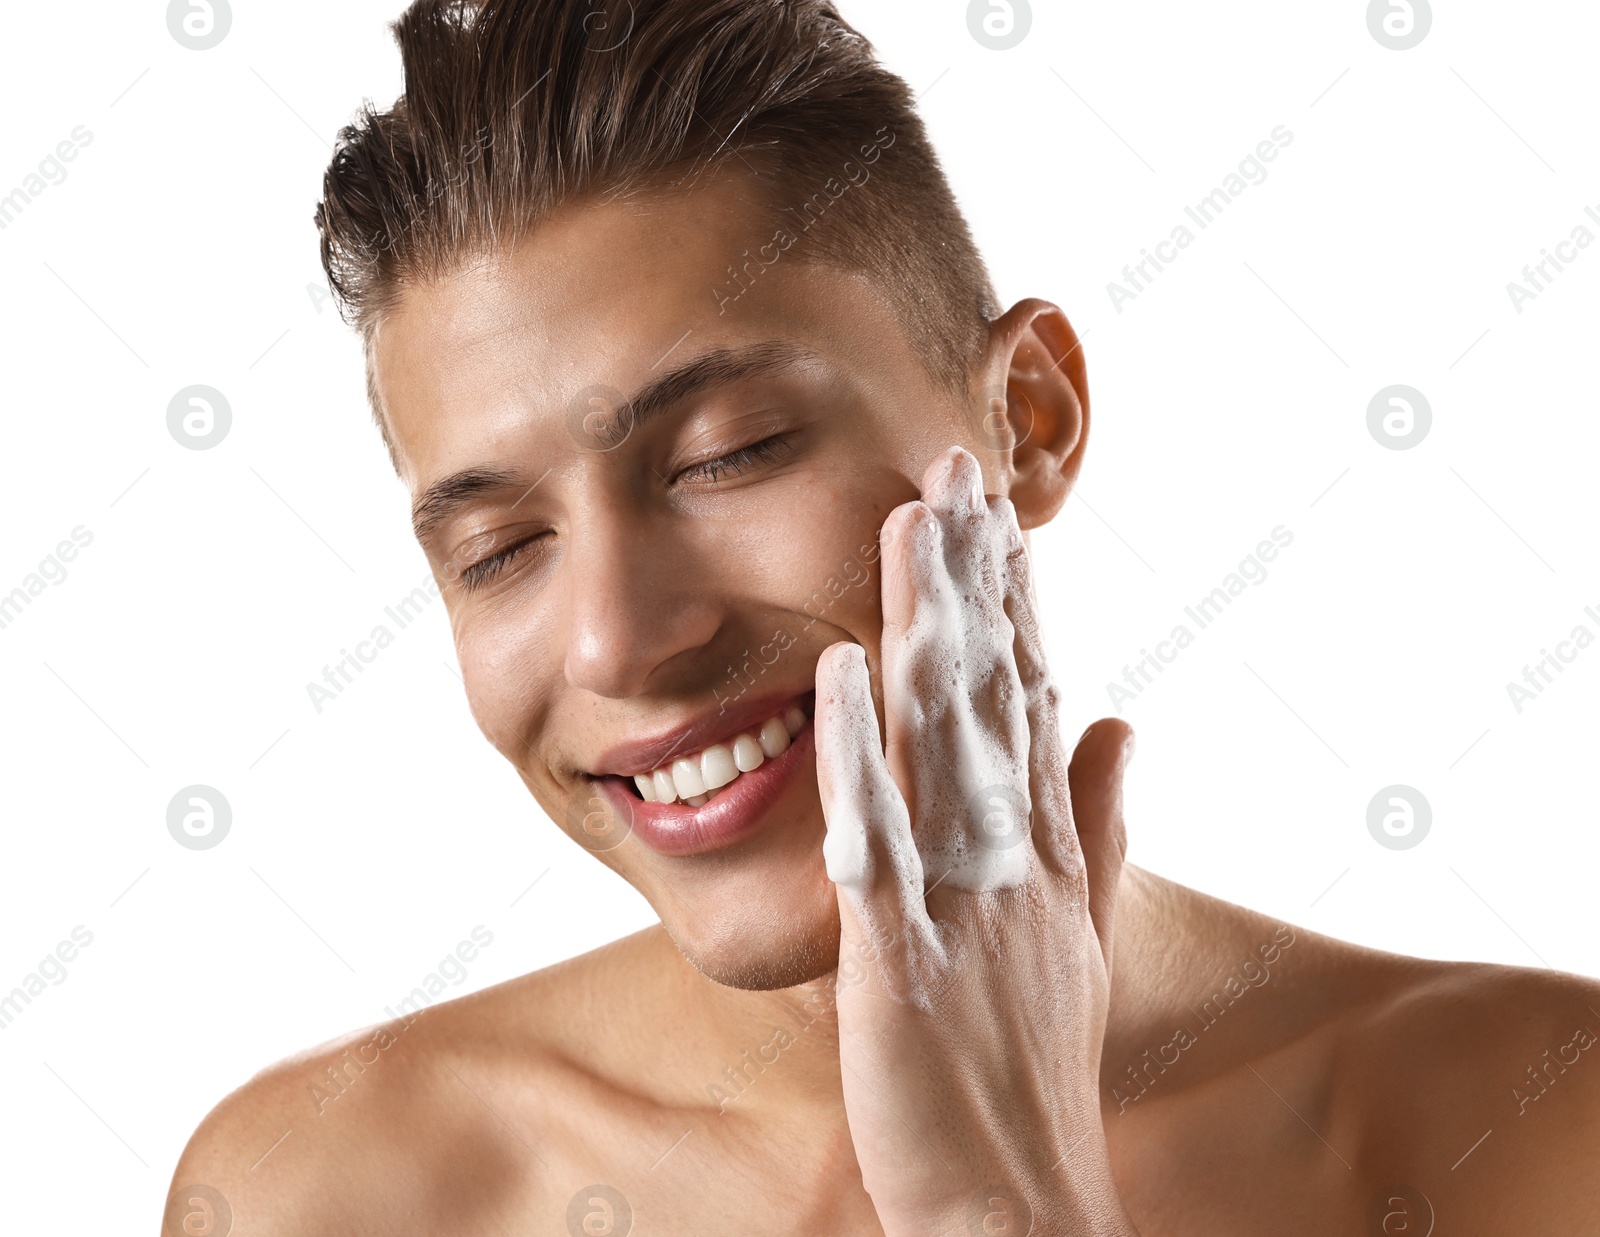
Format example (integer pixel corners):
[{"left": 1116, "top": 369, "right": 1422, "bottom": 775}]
[{"left": 970, "top": 299, "right": 1088, "bottom": 530}]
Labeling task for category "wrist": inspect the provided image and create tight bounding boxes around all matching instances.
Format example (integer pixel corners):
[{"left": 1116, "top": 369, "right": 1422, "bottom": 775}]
[{"left": 921, "top": 1144, "right": 1138, "bottom": 1237}]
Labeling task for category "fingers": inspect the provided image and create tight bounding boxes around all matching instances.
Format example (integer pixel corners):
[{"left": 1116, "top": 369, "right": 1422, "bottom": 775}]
[
  {"left": 998, "top": 502, "right": 1078, "bottom": 877},
  {"left": 1067, "top": 719, "right": 1134, "bottom": 970},
  {"left": 877, "top": 448, "right": 1035, "bottom": 895},
  {"left": 918, "top": 447, "right": 1010, "bottom": 647},
  {"left": 815, "top": 641, "right": 928, "bottom": 954},
  {"left": 877, "top": 499, "right": 957, "bottom": 813}
]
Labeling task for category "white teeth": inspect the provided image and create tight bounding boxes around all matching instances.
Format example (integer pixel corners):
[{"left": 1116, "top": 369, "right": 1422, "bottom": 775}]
[
  {"left": 732, "top": 734, "right": 765, "bottom": 773},
  {"left": 758, "top": 717, "right": 791, "bottom": 759},
  {"left": 701, "top": 743, "right": 738, "bottom": 790},
  {"left": 672, "top": 757, "right": 707, "bottom": 800},
  {"left": 633, "top": 704, "right": 807, "bottom": 805}
]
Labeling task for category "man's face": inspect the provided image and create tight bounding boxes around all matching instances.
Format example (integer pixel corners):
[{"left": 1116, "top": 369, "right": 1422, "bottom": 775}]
[{"left": 373, "top": 170, "right": 991, "bottom": 989}]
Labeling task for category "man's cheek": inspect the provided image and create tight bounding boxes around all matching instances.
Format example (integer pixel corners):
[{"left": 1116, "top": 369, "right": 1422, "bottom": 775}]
[
  {"left": 792, "top": 526, "right": 887, "bottom": 642},
  {"left": 455, "top": 621, "right": 549, "bottom": 761}
]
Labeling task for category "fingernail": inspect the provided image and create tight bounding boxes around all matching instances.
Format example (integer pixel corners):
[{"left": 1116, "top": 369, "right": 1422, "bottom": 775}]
[
  {"left": 959, "top": 459, "right": 984, "bottom": 514},
  {"left": 822, "top": 813, "right": 870, "bottom": 891},
  {"left": 995, "top": 497, "right": 1021, "bottom": 531}
]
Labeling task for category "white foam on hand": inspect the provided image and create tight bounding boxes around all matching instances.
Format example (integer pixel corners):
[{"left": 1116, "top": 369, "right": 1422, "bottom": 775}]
[
  {"left": 817, "top": 447, "right": 1037, "bottom": 899},
  {"left": 816, "top": 643, "right": 879, "bottom": 892},
  {"left": 892, "top": 450, "right": 1033, "bottom": 892}
]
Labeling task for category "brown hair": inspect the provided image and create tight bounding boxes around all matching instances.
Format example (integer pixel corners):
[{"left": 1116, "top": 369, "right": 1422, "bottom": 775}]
[{"left": 316, "top": 0, "right": 1000, "bottom": 453}]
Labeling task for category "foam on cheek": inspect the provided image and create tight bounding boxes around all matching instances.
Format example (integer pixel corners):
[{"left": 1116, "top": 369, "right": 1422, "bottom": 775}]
[{"left": 890, "top": 473, "right": 1032, "bottom": 894}]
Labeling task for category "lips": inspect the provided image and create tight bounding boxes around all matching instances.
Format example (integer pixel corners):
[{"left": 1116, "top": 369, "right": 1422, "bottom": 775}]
[
  {"left": 591, "top": 689, "right": 814, "bottom": 778},
  {"left": 590, "top": 704, "right": 815, "bottom": 858},
  {"left": 630, "top": 702, "right": 807, "bottom": 807}
]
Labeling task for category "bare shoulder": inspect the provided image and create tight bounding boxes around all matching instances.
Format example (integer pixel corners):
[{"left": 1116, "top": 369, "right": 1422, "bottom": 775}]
[
  {"left": 1108, "top": 873, "right": 1600, "bottom": 1234},
  {"left": 164, "top": 928, "right": 664, "bottom": 1236},
  {"left": 1335, "top": 950, "right": 1600, "bottom": 1231}
]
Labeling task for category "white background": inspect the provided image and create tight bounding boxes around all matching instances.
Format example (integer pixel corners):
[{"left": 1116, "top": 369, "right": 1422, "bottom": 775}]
[{"left": 1, "top": 0, "right": 1595, "bottom": 1227}]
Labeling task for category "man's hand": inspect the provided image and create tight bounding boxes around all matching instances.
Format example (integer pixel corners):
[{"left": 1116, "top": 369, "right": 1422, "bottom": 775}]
[{"left": 815, "top": 446, "right": 1138, "bottom": 1237}]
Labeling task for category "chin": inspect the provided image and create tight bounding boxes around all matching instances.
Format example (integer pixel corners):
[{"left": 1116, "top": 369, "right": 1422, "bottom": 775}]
[
  {"left": 663, "top": 878, "right": 843, "bottom": 991},
  {"left": 633, "top": 784, "right": 844, "bottom": 990}
]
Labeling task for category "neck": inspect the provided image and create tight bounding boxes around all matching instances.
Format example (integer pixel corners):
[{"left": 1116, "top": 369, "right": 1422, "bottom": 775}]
[
  {"left": 676, "top": 945, "right": 849, "bottom": 1123},
  {"left": 642, "top": 862, "right": 1325, "bottom": 1128}
]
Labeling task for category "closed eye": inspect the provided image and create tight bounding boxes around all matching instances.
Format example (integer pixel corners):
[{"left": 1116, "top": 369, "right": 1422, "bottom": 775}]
[
  {"left": 456, "top": 433, "right": 795, "bottom": 591},
  {"left": 675, "top": 433, "right": 795, "bottom": 485},
  {"left": 459, "top": 534, "right": 547, "bottom": 593}
]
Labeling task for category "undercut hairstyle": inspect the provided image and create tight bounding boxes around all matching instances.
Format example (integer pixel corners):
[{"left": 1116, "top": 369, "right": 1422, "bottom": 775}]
[{"left": 316, "top": 0, "right": 1001, "bottom": 461}]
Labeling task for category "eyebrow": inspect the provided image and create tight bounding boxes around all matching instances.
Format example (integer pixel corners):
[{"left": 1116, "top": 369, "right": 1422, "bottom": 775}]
[{"left": 410, "top": 339, "right": 811, "bottom": 544}]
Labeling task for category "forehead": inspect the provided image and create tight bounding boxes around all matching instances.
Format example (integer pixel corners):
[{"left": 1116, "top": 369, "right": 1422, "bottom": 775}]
[{"left": 370, "top": 169, "right": 923, "bottom": 486}]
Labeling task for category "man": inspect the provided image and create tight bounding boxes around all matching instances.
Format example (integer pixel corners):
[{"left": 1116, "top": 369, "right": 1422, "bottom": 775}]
[{"left": 168, "top": 1, "right": 1600, "bottom": 1233}]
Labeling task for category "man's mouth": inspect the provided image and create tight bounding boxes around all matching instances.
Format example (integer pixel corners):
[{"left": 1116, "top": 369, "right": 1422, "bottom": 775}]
[
  {"left": 585, "top": 689, "right": 818, "bottom": 857},
  {"left": 628, "top": 702, "right": 808, "bottom": 807}
]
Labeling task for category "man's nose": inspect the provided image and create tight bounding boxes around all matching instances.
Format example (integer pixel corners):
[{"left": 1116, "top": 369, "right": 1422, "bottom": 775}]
[{"left": 561, "top": 515, "right": 722, "bottom": 699}]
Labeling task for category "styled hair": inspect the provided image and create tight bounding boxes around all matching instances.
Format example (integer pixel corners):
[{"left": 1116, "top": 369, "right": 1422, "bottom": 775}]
[{"left": 315, "top": 0, "right": 1000, "bottom": 452}]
